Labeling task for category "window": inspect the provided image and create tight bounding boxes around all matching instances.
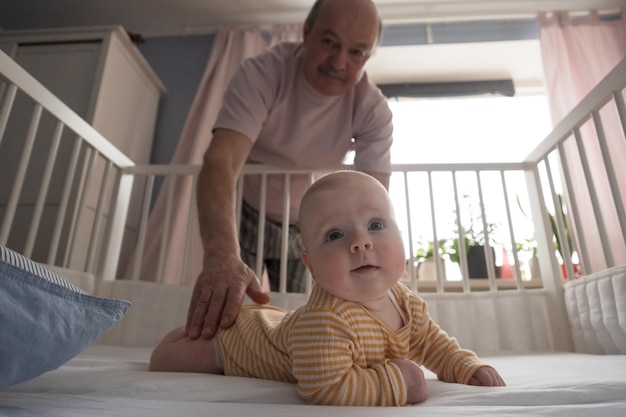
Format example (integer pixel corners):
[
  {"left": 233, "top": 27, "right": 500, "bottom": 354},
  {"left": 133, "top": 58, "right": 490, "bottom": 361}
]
[
  {"left": 389, "top": 94, "right": 552, "bottom": 164},
  {"left": 387, "top": 93, "right": 553, "bottom": 283}
]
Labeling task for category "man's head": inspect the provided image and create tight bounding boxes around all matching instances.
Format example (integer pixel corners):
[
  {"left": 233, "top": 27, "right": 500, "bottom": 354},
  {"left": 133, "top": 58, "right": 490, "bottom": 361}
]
[
  {"left": 298, "top": 171, "right": 405, "bottom": 303},
  {"left": 301, "top": 0, "right": 382, "bottom": 96}
]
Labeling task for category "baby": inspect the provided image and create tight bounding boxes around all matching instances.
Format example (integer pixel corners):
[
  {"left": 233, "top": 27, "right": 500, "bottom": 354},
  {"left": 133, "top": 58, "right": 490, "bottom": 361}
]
[{"left": 150, "top": 170, "right": 505, "bottom": 406}]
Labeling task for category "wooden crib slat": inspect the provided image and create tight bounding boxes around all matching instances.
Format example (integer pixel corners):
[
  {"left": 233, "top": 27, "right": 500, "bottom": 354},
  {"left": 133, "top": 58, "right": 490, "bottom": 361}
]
[
  {"left": 85, "top": 160, "right": 112, "bottom": 273},
  {"left": 590, "top": 110, "right": 623, "bottom": 267},
  {"left": 614, "top": 90, "right": 626, "bottom": 139},
  {"left": 426, "top": 171, "right": 445, "bottom": 293},
  {"left": 181, "top": 174, "right": 199, "bottom": 286},
  {"left": 131, "top": 174, "right": 155, "bottom": 282},
  {"left": 474, "top": 171, "right": 498, "bottom": 291},
  {"left": 451, "top": 172, "right": 470, "bottom": 293},
  {"left": 157, "top": 175, "right": 177, "bottom": 284},
  {"left": 546, "top": 156, "right": 578, "bottom": 281},
  {"left": 0, "top": 103, "right": 41, "bottom": 246},
  {"left": 0, "top": 83, "right": 17, "bottom": 147},
  {"left": 24, "top": 121, "right": 64, "bottom": 258},
  {"left": 499, "top": 170, "right": 525, "bottom": 291},
  {"left": 592, "top": 109, "right": 626, "bottom": 256},
  {"left": 401, "top": 171, "right": 417, "bottom": 289},
  {"left": 279, "top": 174, "right": 291, "bottom": 294},
  {"left": 99, "top": 171, "right": 134, "bottom": 283},
  {"left": 558, "top": 133, "right": 588, "bottom": 275},
  {"left": 255, "top": 174, "right": 268, "bottom": 280},
  {"left": 65, "top": 147, "right": 96, "bottom": 269},
  {"left": 47, "top": 136, "right": 82, "bottom": 265}
]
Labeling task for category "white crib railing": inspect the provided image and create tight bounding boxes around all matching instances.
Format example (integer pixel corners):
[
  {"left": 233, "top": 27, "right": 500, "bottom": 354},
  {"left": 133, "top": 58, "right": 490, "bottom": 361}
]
[
  {"left": 117, "top": 57, "right": 625, "bottom": 296},
  {"left": 0, "top": 49, "right": 135, "bottom": 283},
  {"left": 1, "top": 47, "right": 625, "bottom": 352},
  {"left": 2, "top": 48, "right": 625, "bottom": 291}
]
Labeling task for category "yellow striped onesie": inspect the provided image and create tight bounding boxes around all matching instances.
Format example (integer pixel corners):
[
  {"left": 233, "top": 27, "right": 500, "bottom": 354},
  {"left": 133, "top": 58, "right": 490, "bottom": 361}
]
[{"left": 214, "top": 282, "right": 488, "bottom": 406}]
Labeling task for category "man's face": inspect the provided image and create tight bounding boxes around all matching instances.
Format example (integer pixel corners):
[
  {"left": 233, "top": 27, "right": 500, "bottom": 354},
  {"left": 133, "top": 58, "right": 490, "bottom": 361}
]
[{"left": 302, "top": 0, "right": 379, "bottom": 96}]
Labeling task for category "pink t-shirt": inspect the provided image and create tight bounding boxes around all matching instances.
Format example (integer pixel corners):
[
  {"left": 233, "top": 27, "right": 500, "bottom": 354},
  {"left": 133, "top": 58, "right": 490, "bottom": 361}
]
[{"left": 214, "top": 42, "right": 393, "bottom": 223}]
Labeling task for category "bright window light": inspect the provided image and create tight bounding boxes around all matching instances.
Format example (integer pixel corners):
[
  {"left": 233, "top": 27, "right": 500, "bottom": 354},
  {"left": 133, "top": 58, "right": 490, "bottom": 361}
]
[{"left": 389, "top": 94, "right": 552, "bottom": 163}]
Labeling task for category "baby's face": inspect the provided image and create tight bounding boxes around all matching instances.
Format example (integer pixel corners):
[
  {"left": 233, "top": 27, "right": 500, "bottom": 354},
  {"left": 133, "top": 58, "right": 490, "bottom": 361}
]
[{"left": 300, "top": 173, "right": 405, "bottom": 303}]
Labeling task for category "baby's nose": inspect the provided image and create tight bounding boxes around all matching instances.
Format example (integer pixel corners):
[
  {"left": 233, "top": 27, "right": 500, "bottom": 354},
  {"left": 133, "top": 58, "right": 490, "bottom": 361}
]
[{"left": 351, "top": 237, "right": 373, "bottom": 252}]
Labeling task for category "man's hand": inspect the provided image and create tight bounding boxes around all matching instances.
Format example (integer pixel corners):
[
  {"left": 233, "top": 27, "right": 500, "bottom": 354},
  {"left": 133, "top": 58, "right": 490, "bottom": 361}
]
[
  {"left": 469, "top": 366, "right": 506, "bottom": 386},
  {"left": 185, "top": 253, "right": 270, "bottom": 339}
]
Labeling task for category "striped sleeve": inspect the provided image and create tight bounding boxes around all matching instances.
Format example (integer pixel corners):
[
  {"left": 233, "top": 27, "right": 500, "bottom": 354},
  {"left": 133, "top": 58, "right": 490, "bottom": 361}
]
[
  {"left": 406, "top": 293, "right": 485, "bottom": 384},
  {"left": 288, "top": 307, "right": 407, "bottom": 406}
]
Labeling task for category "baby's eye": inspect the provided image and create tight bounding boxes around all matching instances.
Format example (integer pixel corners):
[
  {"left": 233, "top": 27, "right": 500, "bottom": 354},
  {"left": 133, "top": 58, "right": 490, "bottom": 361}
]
[
  {"left": 327, "top": 231, "right": 344, "bottom": 241},
  {"left": 369, "top": 221, "right": 384, "bottom": 231}
]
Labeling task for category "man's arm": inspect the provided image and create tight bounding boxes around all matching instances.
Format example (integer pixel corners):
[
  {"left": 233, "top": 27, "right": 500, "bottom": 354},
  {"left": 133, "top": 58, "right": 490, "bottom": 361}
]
[{"left": 186, "top": 128, "right": 270, "bottom": 339}]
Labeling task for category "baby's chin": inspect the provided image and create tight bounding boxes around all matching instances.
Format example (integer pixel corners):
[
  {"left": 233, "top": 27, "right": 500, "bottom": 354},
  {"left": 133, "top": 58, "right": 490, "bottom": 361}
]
[{"left": 334, "top": 286, "right": 392, "bottom": 304}]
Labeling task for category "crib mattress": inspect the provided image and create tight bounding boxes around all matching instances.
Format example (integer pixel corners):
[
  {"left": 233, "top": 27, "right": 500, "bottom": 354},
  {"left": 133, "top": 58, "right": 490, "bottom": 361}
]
[{"left": 1, "top": 345, "right": 625, "bottom": 416}]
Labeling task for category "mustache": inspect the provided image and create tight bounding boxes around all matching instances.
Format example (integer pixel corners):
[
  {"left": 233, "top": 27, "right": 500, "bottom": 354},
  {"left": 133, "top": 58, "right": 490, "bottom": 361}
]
[{"left": 318, "top": 66, "right": 348, "bottom": 82}]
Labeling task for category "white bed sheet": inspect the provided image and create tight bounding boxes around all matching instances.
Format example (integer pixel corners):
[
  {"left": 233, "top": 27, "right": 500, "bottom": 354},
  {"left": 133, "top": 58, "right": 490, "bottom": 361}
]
[{"left": 2, "top": 346, "right": 626, "bottom": 416}]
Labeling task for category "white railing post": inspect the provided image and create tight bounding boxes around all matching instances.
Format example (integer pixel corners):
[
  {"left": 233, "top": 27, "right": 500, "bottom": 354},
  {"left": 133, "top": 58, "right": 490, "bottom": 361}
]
[{"left": 99, "top": 171, "right": 134, "bottom": 283}]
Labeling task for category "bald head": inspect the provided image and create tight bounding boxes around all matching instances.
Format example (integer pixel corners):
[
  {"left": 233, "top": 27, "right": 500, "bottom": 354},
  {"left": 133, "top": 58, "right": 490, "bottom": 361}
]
[
  {"left": 304, "top": 0, "right": 383, "bottom": 45},
  {"left": 298, "top": 170, "right": 393, "bottom": 245}
]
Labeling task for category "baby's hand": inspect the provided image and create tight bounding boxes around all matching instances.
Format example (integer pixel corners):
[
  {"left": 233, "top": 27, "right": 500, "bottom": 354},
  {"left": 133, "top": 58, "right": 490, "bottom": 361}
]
[
  {"left": 469, "top": 366, "right": 506, "bottom": 386},
  {"left": 391, "top": 358, "right": 428, "bottom": 403}
]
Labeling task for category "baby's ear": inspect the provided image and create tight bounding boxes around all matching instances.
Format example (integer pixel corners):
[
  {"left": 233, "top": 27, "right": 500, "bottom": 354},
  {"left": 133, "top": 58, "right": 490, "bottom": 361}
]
[{"left": 300, "top": 251, "right": 313, "bottom": 274}]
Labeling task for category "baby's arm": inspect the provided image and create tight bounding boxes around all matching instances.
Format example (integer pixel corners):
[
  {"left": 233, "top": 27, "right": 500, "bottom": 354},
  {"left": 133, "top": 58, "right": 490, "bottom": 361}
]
[
  {"left": 390, "top": 359, "right": 428, "bottom": 403},
  {"left": 468, "top": 366, "right": 506, "bottom": 386}
]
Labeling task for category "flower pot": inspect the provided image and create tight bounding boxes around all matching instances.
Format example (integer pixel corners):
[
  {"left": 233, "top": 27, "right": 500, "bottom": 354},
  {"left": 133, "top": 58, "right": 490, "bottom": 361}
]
[
  {"left": 529, "top": 256, "right": 540, "bottom": 279},
  {"left": 467, "top": 245, "right": 495, "bottom": 279},
  {"left": 417, "top": 258, "right": 446, "bottom": 281}
]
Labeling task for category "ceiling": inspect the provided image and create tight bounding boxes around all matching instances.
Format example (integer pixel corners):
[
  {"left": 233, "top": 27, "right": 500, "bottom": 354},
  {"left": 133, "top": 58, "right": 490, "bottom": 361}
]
[
  {"left": 1, "top": 0, "right": 623, "bottom": 36},
  {"left": 1, "top": 0, "right": 623, "bottom": 88}
]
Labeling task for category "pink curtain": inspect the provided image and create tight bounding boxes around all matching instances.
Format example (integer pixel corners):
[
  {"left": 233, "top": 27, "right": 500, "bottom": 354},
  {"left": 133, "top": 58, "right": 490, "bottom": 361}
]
[
  {"left": 126, "top": 24, "right": 302, "bottom": 284},
  {"left": 538, "top": 10, "right": 626, "bottom": 271}
]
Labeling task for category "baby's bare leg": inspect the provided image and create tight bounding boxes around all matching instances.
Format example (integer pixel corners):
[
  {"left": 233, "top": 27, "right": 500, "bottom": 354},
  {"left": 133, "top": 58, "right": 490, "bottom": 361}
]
[{"left": 149, "top": 326, "right": 223, "bottom": 374}]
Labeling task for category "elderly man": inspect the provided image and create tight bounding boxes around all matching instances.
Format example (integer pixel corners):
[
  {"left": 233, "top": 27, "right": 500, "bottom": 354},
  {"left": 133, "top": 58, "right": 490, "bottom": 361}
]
[{"left": 187, "top": 0, "right": 394, "bottom": 339}]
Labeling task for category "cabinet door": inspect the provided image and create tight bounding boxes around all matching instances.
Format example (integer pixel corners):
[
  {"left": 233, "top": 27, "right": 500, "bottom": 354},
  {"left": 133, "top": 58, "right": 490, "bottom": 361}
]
[
  {"left": 1, "top": 30, "right": 163, "bottom": 275},
  {"left": 93, "top": 35, "right": 161, "bottom": 164},
  {"left": 15, "top": 42, "right": 102, "bottom": 120},
  {"left": 0, "top": 42, "right": 104, "bottom": 265}
]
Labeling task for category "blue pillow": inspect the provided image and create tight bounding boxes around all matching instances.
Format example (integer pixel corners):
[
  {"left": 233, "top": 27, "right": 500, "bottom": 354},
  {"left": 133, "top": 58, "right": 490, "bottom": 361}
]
[{"left": 0, "top": 246, "right": 130, "bottom": 388}]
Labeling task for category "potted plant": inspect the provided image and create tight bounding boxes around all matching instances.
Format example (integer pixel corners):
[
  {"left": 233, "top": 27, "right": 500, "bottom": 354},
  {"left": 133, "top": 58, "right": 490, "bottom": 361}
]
[
  {"left": 415, "top": 239, "right": 448, "bottom": 281},
  {"left": 516, "top": 237, "right": 539, "bottom": 279},
  {"left": 548, "top": 194, "right": 574, "bottom": 262},
  {"left": 517, "top": 193, "right": 578, "bottom": 278},
  {"left": 446, "top": 195, "right": 498, "bottom": 279},
  {"left": 548, "top": 194, "right": 581, "bottom": 277}
]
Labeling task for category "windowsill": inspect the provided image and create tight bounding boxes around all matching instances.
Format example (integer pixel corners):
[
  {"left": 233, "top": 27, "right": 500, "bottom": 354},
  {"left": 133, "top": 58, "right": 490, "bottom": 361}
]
[{"left": 402, "top": 278, "right": 544, "bottom": 293}]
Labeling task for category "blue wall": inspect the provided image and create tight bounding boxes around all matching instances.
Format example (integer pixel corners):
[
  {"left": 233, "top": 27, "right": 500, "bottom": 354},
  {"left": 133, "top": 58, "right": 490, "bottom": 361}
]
[{"left": 138, "top": 34, "right": 215, "bottom": 164}]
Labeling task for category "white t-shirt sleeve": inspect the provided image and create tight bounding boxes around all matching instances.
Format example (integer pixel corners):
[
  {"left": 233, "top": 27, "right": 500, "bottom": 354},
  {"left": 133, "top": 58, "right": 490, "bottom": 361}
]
[
  {"left": 214, "top": 48, "right": 280, "bottom": 142},
  {"left": 352, "top": 78, "right": 394, "bottom": 175}
]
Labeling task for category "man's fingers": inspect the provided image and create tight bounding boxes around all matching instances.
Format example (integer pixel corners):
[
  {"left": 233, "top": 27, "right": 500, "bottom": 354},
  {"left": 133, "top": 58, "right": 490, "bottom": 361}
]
[
  {"left": 246, "top": 275, "right": 271, "bottom": 305},
  {"left": 219, "top": 283, "right": 251, "bottom": 329},
  {"left": 199, "top": 287, "right": 227, "bottom": 339},
  {"left": 185, "top": 262, "right": 262, "bottom": 339},
  {"left": 185, "top": 281, "right": 204, "bottom": 338},
  {"left": 187, "top": 286, "right": 220, "bottom": 339}
]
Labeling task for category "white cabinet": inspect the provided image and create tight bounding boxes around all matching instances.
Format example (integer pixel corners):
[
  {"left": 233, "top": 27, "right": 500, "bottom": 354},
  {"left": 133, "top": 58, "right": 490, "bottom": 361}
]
[
  {"left": 0, "top": 26, "right": 165, "bottom": 271},
  {"left": 0, "top": 26, "right": 165, "bottom": 162}
]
